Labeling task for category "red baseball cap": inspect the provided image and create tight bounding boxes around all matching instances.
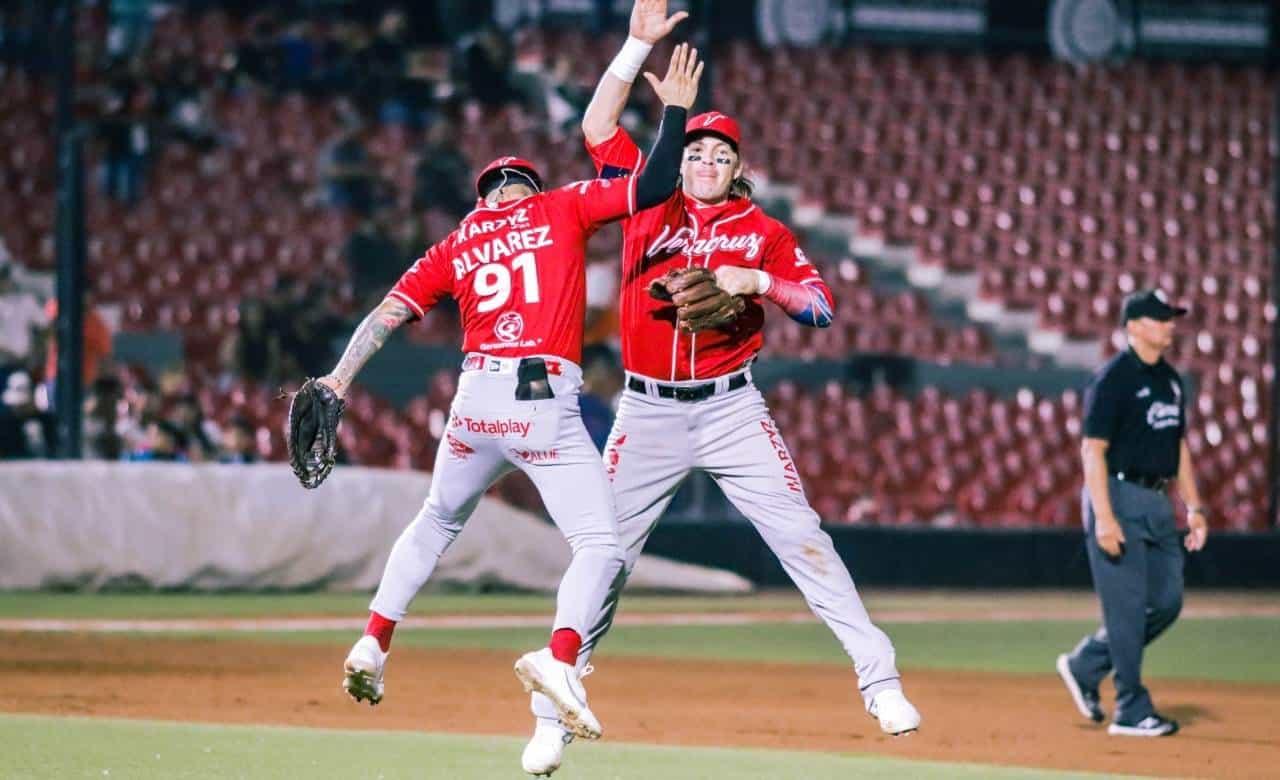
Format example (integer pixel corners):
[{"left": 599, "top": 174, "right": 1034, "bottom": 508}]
[
  {"left": 685, "top": 111, "right": 741, "bottom": 151},
  {"left": 475, "top": 156, "right": 544, "bottom": 197}
]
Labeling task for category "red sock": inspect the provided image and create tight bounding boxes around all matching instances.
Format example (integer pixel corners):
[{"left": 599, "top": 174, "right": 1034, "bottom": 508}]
[
  {"left": 364, "top": 611, "right": 396, "bottom": 652},
  {"left": 549, "top": 628, "right": 582, "bottom": 665}
]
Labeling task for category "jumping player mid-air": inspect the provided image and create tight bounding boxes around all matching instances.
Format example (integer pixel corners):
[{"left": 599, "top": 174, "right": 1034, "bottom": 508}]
[
  {"left": 297, "top": 43, "right": 702, "bottom": 749},
  {"left": 520, "top": 2, "right": 921, "bottom": 774}
]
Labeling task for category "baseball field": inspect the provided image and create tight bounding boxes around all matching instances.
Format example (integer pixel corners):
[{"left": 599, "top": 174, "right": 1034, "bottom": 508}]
[{"left": 1, "top": 589, "right": 1277, "bottom": 779}]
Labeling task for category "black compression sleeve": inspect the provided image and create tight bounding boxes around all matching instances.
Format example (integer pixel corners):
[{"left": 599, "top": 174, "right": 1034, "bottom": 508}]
[{"left": 633, "top": 106, "right": 687, "bottom": 211}]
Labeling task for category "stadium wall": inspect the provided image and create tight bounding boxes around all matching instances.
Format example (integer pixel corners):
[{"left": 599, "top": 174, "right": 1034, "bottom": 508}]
[{"left": 644, "top": 522, "right": 1280, "bottom": 588}]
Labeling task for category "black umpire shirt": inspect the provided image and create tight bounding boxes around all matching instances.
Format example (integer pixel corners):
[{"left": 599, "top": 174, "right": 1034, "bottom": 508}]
[{"left": 1082, "top": 348, "right": 1186, "bottom": 479}]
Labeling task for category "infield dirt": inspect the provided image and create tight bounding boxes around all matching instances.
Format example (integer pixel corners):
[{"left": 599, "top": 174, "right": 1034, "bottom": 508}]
[{"left": 1, "top": 632, "right": 1274, "bottom": 778}]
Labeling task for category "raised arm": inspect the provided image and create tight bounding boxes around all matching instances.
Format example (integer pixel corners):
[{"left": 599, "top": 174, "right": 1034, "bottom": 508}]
[
  {"left": 633, "top": 43, "right": 700, "bottom": 210},
  {"left": 582, "top": 0, "right": 689, "bottom": 146},
  {"left": 318, "top": 297, "right": 414, "bottom": 398}
]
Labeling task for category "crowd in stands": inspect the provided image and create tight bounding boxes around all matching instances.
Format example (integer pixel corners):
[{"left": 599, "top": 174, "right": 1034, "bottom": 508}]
[{"left": 0, "top": 3, "right": 1272, "bottom": 528}]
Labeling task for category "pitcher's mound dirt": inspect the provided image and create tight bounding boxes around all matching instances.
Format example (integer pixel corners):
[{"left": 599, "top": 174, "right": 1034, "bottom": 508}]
[{"left": 1, "top": 633, "right": 1274, "bottom": 778}]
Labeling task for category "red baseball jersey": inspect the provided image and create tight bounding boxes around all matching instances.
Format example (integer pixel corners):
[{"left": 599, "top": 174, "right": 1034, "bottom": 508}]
[
  {"left": 388, "top": 177, "right": 639, "bottom": 365},
  {"left": 587, "top": 128, "right": 834, "bottom": 381}
]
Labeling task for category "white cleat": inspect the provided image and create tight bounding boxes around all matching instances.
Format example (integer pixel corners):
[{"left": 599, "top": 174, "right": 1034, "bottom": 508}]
[
  {"left": 514, "top": 648, "right": 602, "bottom": 740},
  {"left": 342, "top": 635, "right": 388, "bottom": 706},
  {"left": 521, "top": 717, "right": 574, "bottom": 777},
  {"left": 868, "top": 689, "right": 921, "bottom": 736}
]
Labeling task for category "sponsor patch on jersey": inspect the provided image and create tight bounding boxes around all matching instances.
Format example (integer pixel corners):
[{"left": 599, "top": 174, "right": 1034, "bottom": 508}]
[
  {"left": 457, "top": 416, "right": 532, "bottom": 438},
  {"left": 494, "top": 311, "right": 525, "bottom": 343}
]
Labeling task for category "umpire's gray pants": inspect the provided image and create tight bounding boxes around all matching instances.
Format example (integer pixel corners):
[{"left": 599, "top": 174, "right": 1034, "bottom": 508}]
[{"left": 1066, "top": 477, "right": 1184, "bottom": 723}]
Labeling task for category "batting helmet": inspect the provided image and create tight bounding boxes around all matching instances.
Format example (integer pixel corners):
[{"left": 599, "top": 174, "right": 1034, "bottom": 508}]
[{"left": 475, "top": 156, "right": 544, "bottom": 198}]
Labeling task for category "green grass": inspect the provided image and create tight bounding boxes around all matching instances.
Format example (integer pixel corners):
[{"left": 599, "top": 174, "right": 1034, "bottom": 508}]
[
  {"left": 0, "top": 591, "right": 812, "bottom": 620},
  {"left": 145, "top": 616, "right": 1279, "bottom": 684},
  {"left": 3, "top": 589, "right": 1275, "bottom": 621},
  {"left": 0, "top": 714, "right": 1119, "bottom": 780}
]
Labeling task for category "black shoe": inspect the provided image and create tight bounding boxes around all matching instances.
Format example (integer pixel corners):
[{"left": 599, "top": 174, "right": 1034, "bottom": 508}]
[
  {"left": 1055, "top": 654, "right": 1105, "bottom": 723},
  {"left": 1108, "top": 713, "right": 1180, "bottom": 737}
]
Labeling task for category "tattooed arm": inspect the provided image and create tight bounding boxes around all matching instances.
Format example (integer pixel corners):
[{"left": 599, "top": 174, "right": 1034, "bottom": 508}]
[{"left": 317, "top": 297, "right": 414, "bottom": 398}]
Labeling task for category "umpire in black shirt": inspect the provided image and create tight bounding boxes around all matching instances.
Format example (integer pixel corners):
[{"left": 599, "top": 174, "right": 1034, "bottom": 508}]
[{"left": 1054, "top": 290, "right": 1209, "bottom": 738}]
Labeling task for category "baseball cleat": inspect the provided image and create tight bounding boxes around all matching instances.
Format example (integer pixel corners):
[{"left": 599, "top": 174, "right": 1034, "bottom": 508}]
[
  {"left": 1055, "top": 654, "right": 1105, "bottom": 723},
  {"left": 514, "top": 648, "right": 602, "bottom": 740},
  {"left": 1108, "top": 714, "right": 1179, "bottom": 737},
  {"left": 868, "top": 689, "right": 921, "bottom": 736},
  {"left": 521, "top": 717, "right": 574, "bottom": 776},
  {"left": 342, "top": 635, "right": 388, "bottom": 706}
]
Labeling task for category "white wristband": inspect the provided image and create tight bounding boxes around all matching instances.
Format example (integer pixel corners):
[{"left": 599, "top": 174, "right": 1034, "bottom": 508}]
[
  {"left": 607, "top": 36, "right": 653, "bottom": 84},
  {"left": 755, "top": 270, "right": 773, "bottom": 295}
]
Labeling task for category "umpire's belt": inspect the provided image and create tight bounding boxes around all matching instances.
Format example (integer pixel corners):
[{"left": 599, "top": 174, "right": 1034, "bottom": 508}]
[
  {"left": 627, "top": 371, "right": 749, "bottom": 402},
  {"left": 1111, "top": 472, "right": 1171, "bottom": 491}
]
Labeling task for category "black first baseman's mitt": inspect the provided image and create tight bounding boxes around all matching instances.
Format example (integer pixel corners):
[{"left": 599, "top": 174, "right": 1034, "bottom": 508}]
[
  {"left": 287, "top": 378, "right": 345, "bottom": 489},
  {"left": 649, "top": 267, "right": 745, "bottom": 333}
]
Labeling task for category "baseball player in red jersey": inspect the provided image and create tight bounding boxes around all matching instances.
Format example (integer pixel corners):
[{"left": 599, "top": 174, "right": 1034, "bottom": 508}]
[
  {"left": 520, "top": 3, "right": 920, "bottom": 774},
  {"left": 316, "top": 44, "right": 702, "bottom": 752}
]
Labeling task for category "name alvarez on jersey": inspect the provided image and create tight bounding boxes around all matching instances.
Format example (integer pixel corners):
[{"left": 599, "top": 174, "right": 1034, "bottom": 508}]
[{"left": 450, "top": 225, "right": 554, "bottom": 280}]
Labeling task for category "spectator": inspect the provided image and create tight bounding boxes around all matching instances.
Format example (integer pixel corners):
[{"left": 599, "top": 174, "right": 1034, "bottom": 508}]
[
  {"left": 361, "top": 8, "right": 414, "bottom": 123},
  {"left": 43, "top": 296, "right": 114, "bottom": 394},
  {"left": 168, "top": 392, "right": 220, "bottom": 462},
  {"left": 583, "top": 258, "right": 619, "bottom": 346},
  {"left": 0, "top": 368, "right": 51, "bottom": 459},
  {"left": 220, "top": 297, "right": 282, "bottom": 384},
  {"left": 82, "top": 375, "right": 133, "bottom": 461},
  {"left": 222, "top": 13, "right": 282, "bottom": 93},
  {"left": 107, "top": 0, "right": 155, "bottom": 60},
  {"left": 128, "top": 419, "right": 187, "bottom": 462},
  {"left": 219, "top": 415, "right": 258, "bottom": 463},
  {"left": 411, "top": 114, "right": 473, "bottom": 220},
  {"left": 156, "top": 56, "right": 219, "bottom": 151},
  {"left": 346, "top": 210, "right": 409, "bottom": 309},
  {"left": 454, "top": 24, "right": 523, "bottom": 108},
  {"left": 579, "top": 344, "right": 622, "bottom": 452},
  {"left": 123, "top": 375, "right": 164, "bottom": 452},
  {"left": 97, "top": 64, "right": 152, "bottom": 205},
  {"left": 318, "top": 122, "right": 378, "bottom": 213},
  {"left": 265, "top": 276, "right": 345, "bottom": 378},
  {"left": 0, "top": 261, "right": 44, "bottom": 371}
]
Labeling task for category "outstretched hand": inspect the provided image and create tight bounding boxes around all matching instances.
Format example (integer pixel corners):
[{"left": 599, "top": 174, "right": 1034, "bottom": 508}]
[
  {"left": 644, "top": 42, "right": 703, "bottom": 110},
  {"left": 630, "top": 0, "right": 689, "bottom": 44}
]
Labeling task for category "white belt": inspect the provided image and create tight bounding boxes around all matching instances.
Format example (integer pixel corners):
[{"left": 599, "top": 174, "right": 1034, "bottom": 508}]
[{"left": 461, "top": 353, "right": 571, "bottom": 376}]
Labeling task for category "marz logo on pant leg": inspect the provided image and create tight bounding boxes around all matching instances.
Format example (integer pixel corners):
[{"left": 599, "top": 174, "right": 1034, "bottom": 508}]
[
  {"left": 759, "top": 420, "right": 803, "bottom": 494},
  {"left": 604, "top": 433, "right": 626, "bottom": 481},
  {"left": 446, "top": 433, "right": 475, "bottom": 460}
]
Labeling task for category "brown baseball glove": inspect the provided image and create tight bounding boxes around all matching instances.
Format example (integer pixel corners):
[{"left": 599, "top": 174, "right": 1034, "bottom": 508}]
[
  {"left": 287, "top": 378, "right": 345, "bottom": 489},
  {"left": 649, "top": 267, "right": 745, "bottom": 332}
]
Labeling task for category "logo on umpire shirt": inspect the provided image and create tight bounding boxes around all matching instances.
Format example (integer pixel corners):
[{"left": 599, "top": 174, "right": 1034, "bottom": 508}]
[
  {"left": 494, "top": 311, "right": 525, "bottom": 343},
  {"left": 1146, "top": 402, "right": 1180, "bottom": 430}
]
